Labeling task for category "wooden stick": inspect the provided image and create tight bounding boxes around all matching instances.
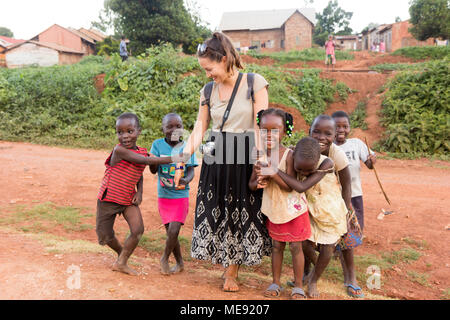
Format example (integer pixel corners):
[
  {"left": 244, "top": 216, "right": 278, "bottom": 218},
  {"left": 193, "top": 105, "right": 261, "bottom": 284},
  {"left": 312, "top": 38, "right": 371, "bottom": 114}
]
[{"left": 364, "top": 137, "right": 391, "bottom": 205}]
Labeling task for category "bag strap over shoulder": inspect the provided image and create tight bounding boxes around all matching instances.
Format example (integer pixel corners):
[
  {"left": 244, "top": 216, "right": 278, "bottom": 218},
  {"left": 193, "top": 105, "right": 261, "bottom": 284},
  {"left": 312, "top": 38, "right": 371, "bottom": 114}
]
[
  {"left": 201, "top": 72, "right": 256, "bottom": 108},
  {"left": 246, "top": 73, "right": 255, "bottom": 103}
]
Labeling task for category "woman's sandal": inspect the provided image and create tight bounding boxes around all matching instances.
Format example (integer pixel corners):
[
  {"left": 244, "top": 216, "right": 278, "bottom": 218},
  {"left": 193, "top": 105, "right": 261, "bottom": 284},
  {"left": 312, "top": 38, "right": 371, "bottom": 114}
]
[
  {"left": 346, "top": 284, "right": 365, "bottom": 298},
  {"left": 291, "top": 287, "right": 307, "bottom": 300},
  {"left": 264, "top": 283, "right": 283, "bottom": 297}
]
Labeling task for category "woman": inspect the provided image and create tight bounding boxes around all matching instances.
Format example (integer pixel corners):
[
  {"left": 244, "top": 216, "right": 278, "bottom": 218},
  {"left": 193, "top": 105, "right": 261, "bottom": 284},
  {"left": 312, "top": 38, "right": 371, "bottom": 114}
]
[{"left": 180, "top": 32, "right": 271, "bottom": 292}]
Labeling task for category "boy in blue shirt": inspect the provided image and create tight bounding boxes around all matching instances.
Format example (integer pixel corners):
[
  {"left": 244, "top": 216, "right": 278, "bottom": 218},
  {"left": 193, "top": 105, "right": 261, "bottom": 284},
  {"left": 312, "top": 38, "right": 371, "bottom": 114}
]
[{"left": 150, "top": 113, "right": 198, "bottom": 275}]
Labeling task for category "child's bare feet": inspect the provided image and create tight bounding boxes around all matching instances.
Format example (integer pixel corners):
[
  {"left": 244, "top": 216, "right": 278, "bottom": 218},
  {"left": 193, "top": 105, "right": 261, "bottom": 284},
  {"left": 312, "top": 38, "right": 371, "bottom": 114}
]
[
  {"left": 112, "top": 261, "right": 138, "bottom": 276},
  {"left": 170, "top": 263, "right": 184, "bottom": 274},
  {"left": 160, "top": 257, "right": 171, "bottom": 275},
  {"left": 307, "top": 280, "right": 320, "bottom": 298}
]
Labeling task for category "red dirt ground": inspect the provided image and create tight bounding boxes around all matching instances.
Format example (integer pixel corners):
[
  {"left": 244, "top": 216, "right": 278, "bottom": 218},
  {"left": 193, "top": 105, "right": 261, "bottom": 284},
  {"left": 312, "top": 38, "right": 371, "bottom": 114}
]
[{"left": 1, "top": 51, "right": 449, "bottom": 300}]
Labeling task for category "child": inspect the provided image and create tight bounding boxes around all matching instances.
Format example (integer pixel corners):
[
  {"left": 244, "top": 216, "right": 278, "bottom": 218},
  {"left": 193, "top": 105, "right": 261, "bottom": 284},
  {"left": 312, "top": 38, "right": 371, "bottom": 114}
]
[
  {"left": 277, "top": 137, "right": 348, "bottom": 298},
  {"left": 309, "top": 114, "right": 364, "bottom": 298},
  {"left": 249, "top": 108, "right": 311, "bottom": 299},
  {"left": 96, "top": 112, "right": 173, "bottom": 276},
  {"left": 325, "top": 35, "right": 336, "bottom": 71},
  {"left": 332, "top": 111, "right": 376, "bottom": 232},
  {"left": 150, "top": 113, "right": 198, "bottom": 275}
]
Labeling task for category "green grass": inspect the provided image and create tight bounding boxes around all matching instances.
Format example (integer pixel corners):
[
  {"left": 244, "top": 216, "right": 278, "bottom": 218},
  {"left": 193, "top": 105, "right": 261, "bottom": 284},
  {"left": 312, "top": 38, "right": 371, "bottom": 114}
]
[
  {"left": 248, "top": 48, "right": 355, "bottom": 65},
  {"left": 391, "top": 46, "right": 450, "bottom": 60},
  {"left": 0, "top": 202, "right": 94, "bottom": 233},
  {"left": 407, "top": 271, "right": 430, "bottom": 287}
]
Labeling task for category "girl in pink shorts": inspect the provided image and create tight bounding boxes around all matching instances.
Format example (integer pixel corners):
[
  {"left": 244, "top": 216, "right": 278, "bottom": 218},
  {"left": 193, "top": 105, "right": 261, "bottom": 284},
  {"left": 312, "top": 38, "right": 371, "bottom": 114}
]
[{"left": 150, "top": 113, "right": 198, "bottom": 275}]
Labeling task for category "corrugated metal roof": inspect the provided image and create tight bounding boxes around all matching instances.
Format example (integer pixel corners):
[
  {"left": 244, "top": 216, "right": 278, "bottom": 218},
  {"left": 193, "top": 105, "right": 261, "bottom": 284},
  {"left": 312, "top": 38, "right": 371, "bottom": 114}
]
[
  {"left": 6, "top": 40, "right": 84, "bottom": 54},
  {"left": 78, "top": 28, "right": 106, "bottom": 42},
  {"left": 218, "top": 8, "right": 316, "bottom": 31}
]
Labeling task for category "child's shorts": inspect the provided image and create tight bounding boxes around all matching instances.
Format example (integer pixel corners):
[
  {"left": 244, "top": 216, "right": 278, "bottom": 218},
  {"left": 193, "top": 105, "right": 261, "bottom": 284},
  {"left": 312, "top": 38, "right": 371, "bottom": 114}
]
[
  {"left": 326, "top": 54, "right": 335, "bottom": 65},
  {"left": 158, "top": 197, "right": 189, "bottom": 225},
  {"left": 96, "top": 199, "right": 129, "bottom": 245},
  {"left": 266, "top": 212, "right": 311, "bottom": 243}
]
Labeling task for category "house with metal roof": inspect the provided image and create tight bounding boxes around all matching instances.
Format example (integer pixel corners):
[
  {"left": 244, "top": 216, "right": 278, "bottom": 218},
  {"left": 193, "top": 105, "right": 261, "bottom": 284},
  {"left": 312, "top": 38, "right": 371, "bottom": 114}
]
[
  {"left": 218, "top": 8, "right": 316, "bottom": 52},
  {"left": 4, "top": 40, "right": 85, "bottom": 68}
]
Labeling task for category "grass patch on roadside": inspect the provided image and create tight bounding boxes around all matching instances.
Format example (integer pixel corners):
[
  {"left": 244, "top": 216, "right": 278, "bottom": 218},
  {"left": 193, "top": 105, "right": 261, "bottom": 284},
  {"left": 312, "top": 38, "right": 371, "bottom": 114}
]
[
  {"left": 350, "top": 99, "right": 369, "bottom": 130},
  {"left": 0, "top": 202, "right": 94, "bottom": 233}
]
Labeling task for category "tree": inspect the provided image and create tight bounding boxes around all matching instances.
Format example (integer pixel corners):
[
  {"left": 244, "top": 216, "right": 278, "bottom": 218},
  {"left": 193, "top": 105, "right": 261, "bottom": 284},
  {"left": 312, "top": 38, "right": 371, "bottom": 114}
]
[
  {"left": 92, "top": 0, "right": 211, "bottom": 55},
  {"left": 313, "top": 0, "right": 353, "bottom": 46},
  {"left": 361, "top": 23, "right": 380, "bottom": 34},
  {"left": 409, "top": 0, "right": 450, "bottom": 41},
  {"left": 395, "top": 16, "right": 402, "bottom": 23},
  {"left": 0, "top": 27, "right": 14, "bottom": 38}
]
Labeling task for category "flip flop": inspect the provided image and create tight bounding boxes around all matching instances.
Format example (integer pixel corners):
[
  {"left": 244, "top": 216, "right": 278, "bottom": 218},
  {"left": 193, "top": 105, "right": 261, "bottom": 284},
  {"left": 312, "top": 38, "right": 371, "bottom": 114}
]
[
  {"left": 264, "top": 283, "right": 283, "bottom": 297},
  {"left": 291, "top": 287, "right": 307, "bottom": 300},
  {"left": 346, "top": 284, "right": 365, "bottom": 298}
]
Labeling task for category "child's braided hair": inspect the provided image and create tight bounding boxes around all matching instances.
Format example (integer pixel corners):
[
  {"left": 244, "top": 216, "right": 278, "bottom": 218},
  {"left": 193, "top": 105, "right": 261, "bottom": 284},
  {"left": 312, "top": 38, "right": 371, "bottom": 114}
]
[{"left": 256, "top": 108, "right": 294, "bottom": 137}]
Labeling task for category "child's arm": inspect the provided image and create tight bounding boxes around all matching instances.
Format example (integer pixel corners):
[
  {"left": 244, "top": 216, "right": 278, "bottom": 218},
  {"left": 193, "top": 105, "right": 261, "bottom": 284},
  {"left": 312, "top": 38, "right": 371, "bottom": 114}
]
[
  {"left": 248, "top": 164, "right": 260, "bottom": 191},
  {"left": 179, "top": 166, "right": 195, "bottom": 186},
  {"left": 337, "top": 166, "right": 353, "bottom": 210},
  {"left": 112, "top": 145, "right": 172, "bottom": 166},
  {"left": 132, "top": 175, "right": 143, "bottom": 205},
  {"left": 277, "top": 158, "right": 334, "bottom": 194},
  {"left": 266, "top": 150, "right": 294, "bottom": 192}
]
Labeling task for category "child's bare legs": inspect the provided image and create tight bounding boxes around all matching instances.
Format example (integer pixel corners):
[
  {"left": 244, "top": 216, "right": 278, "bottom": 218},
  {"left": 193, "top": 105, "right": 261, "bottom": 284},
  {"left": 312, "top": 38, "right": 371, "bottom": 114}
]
[
  {"left": 106, "top": 237, "right": 122, "bottom": 257},
  {"left": 302, "top": 241, "right": 317, "bottom": 283},
  {"left": 306, "top": 243, "right": 334, "bottom": 298},
  {"left": 112, "top": 205, "right": 144, "bottom": 276},
  {"left": 265, "top": 240, "right": 285, "bottom": 296},
  {"left": 161, "top": 222, "right": 184, "bottom": 274},
  {"left": 290, "top": 241, "right": 306, "bottom": 298},
  {"left": 340, "top": 248, "right": 362, "bottom": 295}
]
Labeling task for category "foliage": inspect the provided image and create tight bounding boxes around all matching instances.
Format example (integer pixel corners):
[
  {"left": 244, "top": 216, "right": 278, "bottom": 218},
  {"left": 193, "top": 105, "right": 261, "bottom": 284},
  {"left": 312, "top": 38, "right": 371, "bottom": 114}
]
[
  {"left": 95, "top": 0, "right": 210, "bottom": 55},
  {"left": 409, "top": 0, "right": 450, "bottom": 41},
  {"left": 380, "top": 58, "right": 450, "bottom": 155},
  {"left": 369, "top": 62, "right": 427, "bottom": 72},
  {"left": 95, "top": 36, "right": 121, "bottom": 56},
  {"left": 247, "top": 48, "right": 354, "bottom": 65},
  {"left": 313, "top": 0, "right": 354, "bottom": 46},
  {"left": 350, "top": 99, "right": 368, "bottom": 130},
  {"left": 282, "top": 131, "right": 307, "bottom": 149},
  {"left": 0, "top": 26, "right": 14, "bottom": 38},
  {"left": 391, "top": 45, "right": 450, "bottom": 61}
]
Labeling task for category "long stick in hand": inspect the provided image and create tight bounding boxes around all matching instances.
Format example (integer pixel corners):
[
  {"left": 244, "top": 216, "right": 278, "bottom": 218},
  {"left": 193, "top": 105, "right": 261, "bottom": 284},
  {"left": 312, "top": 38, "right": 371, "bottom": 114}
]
[{"left": 364, "top": 137, "right": 391, "bottom": 205}]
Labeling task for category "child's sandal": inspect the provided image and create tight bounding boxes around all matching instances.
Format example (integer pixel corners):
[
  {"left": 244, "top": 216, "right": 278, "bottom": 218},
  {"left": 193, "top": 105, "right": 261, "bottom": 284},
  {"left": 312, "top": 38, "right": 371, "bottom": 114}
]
[
  {"left": 291, "top": 287, "right": 307, "bottom": 300},
  {"left": 264, "top": 283, "right": 283, "bottom": 297}
]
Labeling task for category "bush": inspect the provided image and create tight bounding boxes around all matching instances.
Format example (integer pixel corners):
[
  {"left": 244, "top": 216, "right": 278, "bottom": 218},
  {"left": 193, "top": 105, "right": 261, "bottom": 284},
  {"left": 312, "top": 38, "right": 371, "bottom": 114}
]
[
  {"left": 391, "top": 46, "right": 450, "bottom": 60},
  {"left": 380, "top": 58, "right": 450, "bottom": 155}
]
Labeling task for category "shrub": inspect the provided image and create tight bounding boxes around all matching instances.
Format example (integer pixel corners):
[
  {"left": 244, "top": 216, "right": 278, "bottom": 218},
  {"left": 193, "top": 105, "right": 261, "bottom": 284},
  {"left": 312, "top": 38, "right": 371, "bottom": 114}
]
[
  {"left": 380, "top": 58, "right": 450, "bottom": 155},
  {"left": 391, "top": 46, "right": 450, "bottom": 60}
]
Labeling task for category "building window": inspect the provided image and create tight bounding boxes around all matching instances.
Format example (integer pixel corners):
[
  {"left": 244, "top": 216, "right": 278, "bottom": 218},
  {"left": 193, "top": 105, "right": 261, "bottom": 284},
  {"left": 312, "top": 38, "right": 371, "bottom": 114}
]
[
  {"left": 281, "top": 39, "right": 285, "bottom": 49},
  {"left": 296, "top": 35, "right": 300, "bottom": 45},
  {"left": 266, "top": 40, "right": 274, "bottom": 48},
  {"left": 233, "top": 42, "right": 240, "bottom": 49}
]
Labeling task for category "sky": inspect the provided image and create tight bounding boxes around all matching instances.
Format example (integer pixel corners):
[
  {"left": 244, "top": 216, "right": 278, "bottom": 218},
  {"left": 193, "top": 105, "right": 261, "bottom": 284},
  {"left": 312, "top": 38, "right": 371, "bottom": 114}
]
[{"left": 2, "top": 0, "right": 412, "bottom": 40}]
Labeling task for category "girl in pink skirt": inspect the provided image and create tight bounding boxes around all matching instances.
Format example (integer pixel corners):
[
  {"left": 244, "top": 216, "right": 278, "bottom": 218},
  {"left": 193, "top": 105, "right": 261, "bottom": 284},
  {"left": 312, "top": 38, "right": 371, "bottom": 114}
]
[{"left": 150, "top": 113, "right": 198, "bottom": 275}]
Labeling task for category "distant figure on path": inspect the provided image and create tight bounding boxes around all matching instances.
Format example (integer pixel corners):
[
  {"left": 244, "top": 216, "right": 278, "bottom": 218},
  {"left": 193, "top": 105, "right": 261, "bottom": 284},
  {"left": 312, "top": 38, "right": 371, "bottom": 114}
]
[
  {"left": 120, "top": 35, "right": 129, "bottom": 62},
  {"left": 325, "top": 35, "right": 336, "bottom": 71}
]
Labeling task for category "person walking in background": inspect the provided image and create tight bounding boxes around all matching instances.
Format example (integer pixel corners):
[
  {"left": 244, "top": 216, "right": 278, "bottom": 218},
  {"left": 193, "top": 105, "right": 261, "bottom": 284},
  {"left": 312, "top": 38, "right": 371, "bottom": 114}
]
[
  {"left": 325, "top": 35, "right": 336, "bottom": 71},
  {"left": 120, "top": 35, "right": 129, "bottom": 62}
]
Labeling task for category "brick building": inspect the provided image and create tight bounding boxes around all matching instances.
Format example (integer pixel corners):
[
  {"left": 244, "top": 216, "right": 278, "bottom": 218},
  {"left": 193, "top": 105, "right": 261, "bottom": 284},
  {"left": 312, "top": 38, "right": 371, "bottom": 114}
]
[
  {"left": 378, "top": 20, "right": 434, "bottom": 52},
  {"left": 218, "top": 8, "right": 316, "bottom": 52}
]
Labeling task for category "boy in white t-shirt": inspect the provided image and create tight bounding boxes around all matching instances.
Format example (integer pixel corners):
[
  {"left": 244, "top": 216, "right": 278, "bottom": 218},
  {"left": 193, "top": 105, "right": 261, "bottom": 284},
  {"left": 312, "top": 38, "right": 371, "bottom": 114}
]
[{"left": 332, "top": 111, "right": 376, "bottom": 231}]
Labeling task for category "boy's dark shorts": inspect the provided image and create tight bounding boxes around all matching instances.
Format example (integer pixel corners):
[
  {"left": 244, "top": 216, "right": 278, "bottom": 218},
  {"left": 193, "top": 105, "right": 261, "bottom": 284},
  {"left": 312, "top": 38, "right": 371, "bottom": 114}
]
[{"left": 96, "top": 199, "right": 128, "bottom": 245}]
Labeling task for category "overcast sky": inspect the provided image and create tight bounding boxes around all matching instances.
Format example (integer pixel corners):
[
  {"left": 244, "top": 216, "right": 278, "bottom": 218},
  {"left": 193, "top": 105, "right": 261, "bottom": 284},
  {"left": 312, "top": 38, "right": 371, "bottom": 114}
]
[{"left": 3, "top": 0, "right": 412, "bottom": 40}]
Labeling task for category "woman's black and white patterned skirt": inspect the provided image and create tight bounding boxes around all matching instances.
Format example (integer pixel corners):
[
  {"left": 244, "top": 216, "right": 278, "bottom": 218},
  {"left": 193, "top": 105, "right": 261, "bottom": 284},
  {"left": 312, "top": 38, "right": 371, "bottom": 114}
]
[{"left": 190, "top": 131, "right": 272, "bottom": 267}]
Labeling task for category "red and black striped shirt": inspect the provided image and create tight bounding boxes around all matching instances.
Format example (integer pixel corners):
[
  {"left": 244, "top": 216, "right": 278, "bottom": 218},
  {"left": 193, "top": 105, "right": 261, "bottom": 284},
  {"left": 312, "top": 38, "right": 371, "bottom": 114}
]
[{"left": 97, "top": 145, "right": 148, "bottom": 206}]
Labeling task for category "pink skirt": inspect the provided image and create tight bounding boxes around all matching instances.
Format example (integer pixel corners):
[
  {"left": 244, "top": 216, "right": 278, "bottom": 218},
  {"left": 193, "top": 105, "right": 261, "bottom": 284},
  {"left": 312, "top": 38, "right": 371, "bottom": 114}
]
[
  {"left": 158, "top": 198, "right": 189, "bottom": 225},
  {"left": 266, "top": 212, "right": 311, "bottom": 242}
]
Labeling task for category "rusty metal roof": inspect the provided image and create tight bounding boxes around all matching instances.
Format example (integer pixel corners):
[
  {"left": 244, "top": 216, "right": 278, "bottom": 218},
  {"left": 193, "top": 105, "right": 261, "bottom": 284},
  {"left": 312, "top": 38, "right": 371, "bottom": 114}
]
[
  {"left": 6, "top": 40, "right": 84, "bottom": 54},
  {"left": 219, "top": 8, "right": 316, "bottom": 31}
]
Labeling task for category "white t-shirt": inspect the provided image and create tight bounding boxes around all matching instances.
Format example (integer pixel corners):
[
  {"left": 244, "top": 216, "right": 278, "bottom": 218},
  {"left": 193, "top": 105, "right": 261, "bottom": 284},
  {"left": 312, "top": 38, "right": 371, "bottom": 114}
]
[{"left": 338, "top": 138, "right": 374, "bottom": 197}]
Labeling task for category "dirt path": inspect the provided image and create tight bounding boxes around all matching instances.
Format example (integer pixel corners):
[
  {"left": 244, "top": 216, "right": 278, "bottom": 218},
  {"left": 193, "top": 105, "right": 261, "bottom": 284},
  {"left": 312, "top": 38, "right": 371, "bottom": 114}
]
[{"left": 1, "top": 141, "right": 449, "bottom": 300}]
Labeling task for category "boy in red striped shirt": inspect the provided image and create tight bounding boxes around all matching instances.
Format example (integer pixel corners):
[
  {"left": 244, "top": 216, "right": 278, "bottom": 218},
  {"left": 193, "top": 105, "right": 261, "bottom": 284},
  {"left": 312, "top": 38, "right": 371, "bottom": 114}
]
[{"left": 96, "top": 113, "right": 172, "bottom": 275}]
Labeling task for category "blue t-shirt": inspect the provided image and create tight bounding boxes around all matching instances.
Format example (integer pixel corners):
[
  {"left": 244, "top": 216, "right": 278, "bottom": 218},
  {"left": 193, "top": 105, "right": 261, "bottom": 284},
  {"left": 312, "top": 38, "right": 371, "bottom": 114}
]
[
  {"left": 150, "top": 138, "right": 198, "bottom": 199},
  {"left": 120, "top": 40, "right": 128, "bottom": 56}
]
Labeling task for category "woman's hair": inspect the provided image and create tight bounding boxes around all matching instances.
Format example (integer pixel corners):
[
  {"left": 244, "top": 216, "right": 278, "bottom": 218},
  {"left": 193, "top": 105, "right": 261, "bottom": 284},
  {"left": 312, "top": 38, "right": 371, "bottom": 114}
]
[
  {"left": 197, "top": 32, "right": 243, "bottom": 73},
  {"left": 117, "top": 112, "right": 140, "bottom": 129},
  {"left": 294, "top": 137, "right": 321, "bottom": 163},
  {"left": 256, "top": 108, "right": 294, "bottom": 137}
]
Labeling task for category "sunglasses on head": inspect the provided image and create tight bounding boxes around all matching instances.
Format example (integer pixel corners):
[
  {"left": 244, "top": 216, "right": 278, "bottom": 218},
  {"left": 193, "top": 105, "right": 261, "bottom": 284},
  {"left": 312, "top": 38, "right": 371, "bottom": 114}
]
[{"left": 197, "top": 43, "right": 208, "bottom": 55}]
